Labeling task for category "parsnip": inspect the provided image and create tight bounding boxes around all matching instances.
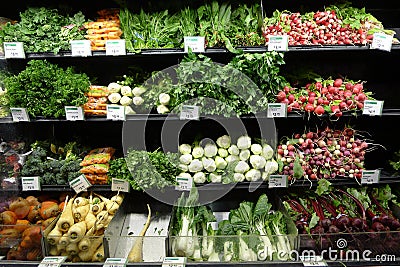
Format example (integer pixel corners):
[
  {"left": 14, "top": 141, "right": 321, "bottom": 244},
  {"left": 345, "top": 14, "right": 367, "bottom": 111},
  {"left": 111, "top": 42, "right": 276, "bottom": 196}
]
[
  {"left": 49, "top": 245, "right": 59, "bottom": 256},
  {"left": 78, "top": 225, "right": 95, "bottom": 251},
  {"left": 92, "top": 244, "right": 105, "bottom": 262},
  {"left": 127, "top": 204, "right": 151, "bottom": 262},
  {"left": 47, "top": 225, "right": 62, "bottom": 246},
  {"left": 58, "top": 233, "right": 69, "bottom": 247},
  {"left": 57, "top": 196, "right": 76, "bottom": 232},
  {"left": 91, "top": 202, "right": 105, "bottom": 215},
  {"left": 110, "top": 193, "right": 124, "bottom": 205},
  {"left": 66, "top": 242, "right": 79, "bottom": 256},
  {"left": 73, "top": 204, "right": 90, "bottom": 223},
  {"left": 74, "top": 197, "right": 89, "bottom": 207},
  {"left": 78, "top": 236, "right": 103, "bottom": 262},
  {"left": 96, "top": 210, "right": 109, "bottom": 225},
  {"left": 67, "top": 221, "right": 86, "bottom": 243},
  {"left": 85, "top": 210, "right": 96, "bottom": 230}
]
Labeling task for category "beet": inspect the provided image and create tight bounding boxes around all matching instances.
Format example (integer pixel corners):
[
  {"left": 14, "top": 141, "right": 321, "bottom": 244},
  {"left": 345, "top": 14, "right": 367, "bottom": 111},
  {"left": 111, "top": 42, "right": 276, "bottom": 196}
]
[
  {"left": 372, "top": 221, "right": 385, "bottom": 232},
  {"left": 391, "top": 219, "right": 400, "bottom": 230},
  {"left": 351, "top": 217, "right": 363, "bottom": 229},
  {"left": 335, "top": 215, "right": 351, "bottom": 230},
  {"left": 321, "top": 218, "right": 332, "bottom": 230},
  {"left": 328, "top": 225, "right": 340, "bottom": 233}
]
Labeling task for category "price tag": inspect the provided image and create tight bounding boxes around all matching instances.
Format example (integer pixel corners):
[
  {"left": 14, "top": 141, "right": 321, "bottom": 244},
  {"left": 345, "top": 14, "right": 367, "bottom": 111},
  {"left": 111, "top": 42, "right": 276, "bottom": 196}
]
[
  {"left": 70, "top": 40, "right": 92, "bottom": 57},
  {"left": 268, "top": 175, "right": 288, "bottom": 188},
  {"left": 362, "top": 100, "right": 384, "bottom": 116},
  {"left": 162, "top": 257, "right": 186, "bottom": 267},
  {"left": 111, "top": 178, "right": 130, "bottom": 193},
  {"left": 175, "top": 176, "right": 193, "bottom": 191},
  {"left": 0, "top": 256, "right": 4, "bottom": 260},
  {"left": 103, "top": 257, "right": 128, "bottom": 267},
  {"left": 65, "top": 106, "right": 84, "bottom": 121},
  {"left": 107, "top": 105, "right": 126, "bottom": 121},
  {"left": 267, "top": 35, "right": 289, "bottom": 51},
  {"left": 69, "top": 174, "right": 92, "bottom": 194},
  {"left": 370, "top": 32, "right": 393, "bottom": 52},
  {"left": 3, "top": 42, "right": 25, "bottom": 58},
  {"left": 21, "top": 176, "right": 41, "bottom": 191},
  {"left": 106, "top": 40, "right": 126, "bottom": 56},
  {"left": 180, "top": 105, "right": 200, "bottom": 120},
  {"left": 38, "top": 256, "right": 67, "bottom": 267},
  {"left": 184, "top": 36, "right": 205, "bottom": 53},
  {"left": 207, "top": 221, "right": 219, "bottom": 231},
  {"left": 10, "top": 107, "right": 30, "bottom": 122},
  {"left": 361, "top": 170, "right": 381, "bottom": 184},
  {"left": 267, "top": 103, "right": 287, "bottom": 118}
]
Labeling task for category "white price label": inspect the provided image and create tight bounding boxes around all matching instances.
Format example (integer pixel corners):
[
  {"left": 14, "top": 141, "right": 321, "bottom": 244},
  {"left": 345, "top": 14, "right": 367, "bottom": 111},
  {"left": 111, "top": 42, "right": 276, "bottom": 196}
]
[
  {"left": 107, "top": 105, "right": 126, "bottom": 121},
  {"left": 103, "top": 257, "right": 128, "bottom": 267},
  {"left": 0, "top": 256, "right": 4, "bottom": 260},
  {"left": 268, "top": 175, "right": 288, "bottom": 188},
  {"left": 301, "top": 255, "right": 328, "bottom": 266},
  {"left": 69, "top": 175, "right": 92, "bottom": 194},
  {"left": 162, "top": 257, "right": 186, "bottom": 267},
  {"left": 111, "top": 178, "right": 130, "bottom": 193},
  {"left": 267, "top": 35, "right": 289, "bottom": 51},
  {"left": 4, "top": 42, "right": 25, "bottom": 58},
  {"left": 21, "top": 176, "right": 41, "bottom": 191},
  {"left": 10, "top": 107, "right": 30, "bottom": 122},
  {"left": 362, "top": 100, "right": 383, "bottom": 116},
  {"left": 175, "top": 176, "right": 193, "bottom": 191},
  {"left": 184, "top": 36, "right": 205, "bottom": 53},
  {"left": 38, "top": 256, "right": 67, "bottom": 267},
  {"left": 65, "top": 106, "right": 84, "bottom": 121},
  {"left": 267, "top": 103, "right": 287, "bottom": 118},
  {"left": 106, "top": 40, "right": 126, "bottom": 56},
  {"left": 361, "top": 170, "right": 381, "bottom": 184},
  {"left": 370, "top": 32, "right": 393, "bottom": 52},
  {"left": 180, "top": 105, "right": 200, "bottom": 120},
  {"left": 70, "top": 40, "right": 92, "bottom": 57}
]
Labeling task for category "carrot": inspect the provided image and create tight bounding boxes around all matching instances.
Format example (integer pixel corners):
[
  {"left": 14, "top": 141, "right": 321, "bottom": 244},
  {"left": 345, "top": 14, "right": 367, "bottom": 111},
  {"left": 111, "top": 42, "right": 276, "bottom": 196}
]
[
  {"left": 59, "top": 201, "right": 65, "bottom": 211},
  {"left": 127, "top": 204, "right": 151, "bottom": 262},
  {"left": 14, "top": 219, "right": 30, "bottom": 233},
  {"left": 57, "top": 195, "right": 75, "bottom": 232},
  {"left": 0, "top": 210, "right": 18, "bottom": 225},
  {"left": 40, "top": 201, "right": 60, "bottom": 220},
  {"left": 27, "top": 205, "right": 41, "bottom": 222}
]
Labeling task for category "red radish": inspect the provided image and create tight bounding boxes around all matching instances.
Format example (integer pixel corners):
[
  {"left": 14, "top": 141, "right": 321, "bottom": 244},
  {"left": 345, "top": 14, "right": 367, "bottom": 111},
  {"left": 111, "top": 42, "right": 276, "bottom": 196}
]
[
  {"left": 330, "top": 105, "right": 340, "bottom": 113},
  {"left": 333, "top": 78, "right": 343, "bottom": 87},
  {"left": 315, "top": 82, "right": 322, "bottom": 90},
  {"left": 277, "top": 91, "right": 286, "bottom": 102},
  {"left": 283, "top": 86, "right": 291, "bottom": 94},
  {"left": 345, "top": 82, "right": 354, "bottom": 91},
  {"left": 304, "top": 103, "right": 314, "bottom": 112},
  {"left": 343, "top": 90, "right": 353, "bottom": 99},
  {"left": 317, "top": 97, "right": 324, "bottom": 105},
  {"left": 314, "top": 105, "right": 325, "bottom": 115},
  {"left": 357, "top": 92, "right": 367, "bottom": 102},
  {"left": 288, "top": 94, "right": 295, "bottom": 103},
  {"left": 339, "top": 101, "right": 347, "bottom": 110},
  {"left": 308, "top": 96, "right": 315, "bottom": 104}
]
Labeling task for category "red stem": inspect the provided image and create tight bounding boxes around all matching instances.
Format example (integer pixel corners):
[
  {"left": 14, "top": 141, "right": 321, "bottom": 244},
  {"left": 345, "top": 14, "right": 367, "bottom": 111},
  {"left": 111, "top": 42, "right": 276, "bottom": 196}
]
[
  {"left": 318, "top": 196, "right": 338, "bottom": 218},
  {"left": 311, "top": 199, "right": 325, "bottom": 220},
  {"left": 337, "top": 188, "right": 366, "bottom": 221}
]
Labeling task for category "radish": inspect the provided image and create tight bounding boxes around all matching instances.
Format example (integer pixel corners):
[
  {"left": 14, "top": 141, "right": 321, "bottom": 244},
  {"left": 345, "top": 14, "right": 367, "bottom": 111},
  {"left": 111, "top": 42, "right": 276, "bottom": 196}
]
[
  {"left": 333, "top": 78, "right": 342, "bottom": 87},
  {"left": 314, "top": 105, "right": 325, "bottom": 115},
  {"left": 277, "top": 91, "right": 286, "bottom": 102}
]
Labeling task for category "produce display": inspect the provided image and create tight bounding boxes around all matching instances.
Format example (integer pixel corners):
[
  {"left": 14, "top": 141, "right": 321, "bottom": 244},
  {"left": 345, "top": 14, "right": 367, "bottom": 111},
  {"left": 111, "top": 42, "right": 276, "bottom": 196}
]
[
  {"left": 177, "top": 134, "right": 278, "bottom": 184},
  {"left": 0, "top": 193, "right": 67, "bottom": 261},
  {"left": 0, "top": 140, "right": 24, "bottom": 188},
  {"left": 283, "top": 181, "right": 400, "bottom": 257},
  {"left": 169, "top": 187, "right": 297, "bottom": 262},
  {"left": 45, "top": 191, "right": 124, "bottom": 262},
  {"left": 262, "top": 4, "right": 398, "bottom": 46},
  {"left": 79, "top": 147, "right": 115, "bottom": 185},
  {"left": 276, "top": 126, "right": 372, "bottom": 182},
  {"left": 83, "top": 85, "right": 109, "bottom": 117}
]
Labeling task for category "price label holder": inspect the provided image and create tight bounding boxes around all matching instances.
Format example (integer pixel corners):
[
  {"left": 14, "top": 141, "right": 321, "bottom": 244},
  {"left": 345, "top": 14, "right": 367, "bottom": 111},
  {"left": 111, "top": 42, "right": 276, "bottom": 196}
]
[
  {"left": 65, "top": 106, "right": 84, "bottom": 121},
  {"left": 4, "top": 42, "right": 26, "bottom": 59},
  {"left": 180, "top": 105, "right": 200, "bottom": 120},
  {"left": 361, "top": 169, "right": 381, "bottom": 185},
  {"left": 370, "top": 32, "right": 393, "bottom": 52},
  {"left": 21, "top": 176, "right": 41, "bottom": 191},
  {"left": 267, "top": 103, "right": 287, "bottom": 118},
  {"left": 268, "top": 175, "right": 288, "bottom": 188},
  {"left": 162, "top": 257, "right": 187, "bottom": 267},
  {"left": 0, "top": 255, "right": 5, "bottom": 260},
  {"left": 175, "top": 176, "right": 193, "bottom": 191},
  {"left": 107, "top": 105, "right": 126, "bottom": 121},
  {"left": 184, "top": 36, "right": 205, "bottom": 53},
  {"left": 69, "top": 174, "right": 92, "bottom": 194},
  {"left": 70, "top": 40, "right": 92, "bottom": 57},
  {"left": 10, "top": 107, "right": 30, "bottom": 122},
  {"left": 106, "top": 40, "right": 126, "bottom": 56},
  {"left": 267, "top": 35, "right": 289, "bottom": 51},
  {"left": 38, "top": 256, "right": 67, "bottom": 267},
  {"left": 362, "top": 100, "right": 384, "bottom": 116},
  {"left": 111, "top": 178, "right": 130, "bottom": 193},
  {"left": 103, "top": 257, "right": 128, "bottom": 267}
]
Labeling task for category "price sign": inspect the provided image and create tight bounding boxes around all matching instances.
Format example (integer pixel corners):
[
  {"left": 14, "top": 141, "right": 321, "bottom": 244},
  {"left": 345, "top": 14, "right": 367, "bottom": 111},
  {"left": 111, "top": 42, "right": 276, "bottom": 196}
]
[
  {"left": 38, "top": 256, "right": 67, "bottom": 267},
  {"left": 10, "top": 107, "right": 30, "bottom": 122},
  {"left": 0, "top": 256, "right": 4, "bottom": 260},
  {"left": 180, "top": 105, "right": 200, "bottom": 120},
  {"left": 106, "top": 40, "right": 126, "bottom": 56},
  {"left": 107, "top": 105, "right": 126, "bottom": 121},
  {"left": 361, "top": 170, "right": 381, "bottom": 184},
  {"left": 162, "top": 257, "right": 186, "bottom": 267},
  {"left": 267, "top": 103, "right": 287, "bottom": 118},
  {"left": 65, "top": 106, "right": 84, "bottom": 121},
  {"left": 70, "top": 40, "right": 92, "bottom": 57},
  {"left": 268, "top": 175, "right": 288, "bottom": 188},
  {"left": 69, "top": 175, "right": 92, "bottom": 194},
  {"left": 21, "top": 176, "right": 41, "bottom": 191},
  {"left": 362, "top": 100, "right": 384, "bottom": 116},
  {"left": 4, "top": 42, "right": 25, "bottom": 58},
  {"left": 103, "top": 257, "right": 128, "bottom": 267},
  {"left": 301, "top": 255, "right": 328, "bottom": 266},
  {"left": 175, "top": 176, "right": 193, "bottom": 191},
  {"left": 370, "top": 32, "right": 393, "bottom": 52},
  {"left": 267, "top": 35, "right": 289, "bottom": 51},
  {"left": 111, "top": 178, "right": 130, "bottom": 193},
  {"left": 184, "top": 36, "right": 205, "bottom": 53}
]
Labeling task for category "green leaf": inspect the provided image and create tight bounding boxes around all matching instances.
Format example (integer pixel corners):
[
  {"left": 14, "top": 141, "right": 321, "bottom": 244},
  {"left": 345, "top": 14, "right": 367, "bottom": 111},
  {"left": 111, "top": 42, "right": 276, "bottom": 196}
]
[
  {"left": 309, "top": 212, "right": 319, "bottom": 229},
  {"left": 316, "top": 179, "right": 332, "bottom": 196}
]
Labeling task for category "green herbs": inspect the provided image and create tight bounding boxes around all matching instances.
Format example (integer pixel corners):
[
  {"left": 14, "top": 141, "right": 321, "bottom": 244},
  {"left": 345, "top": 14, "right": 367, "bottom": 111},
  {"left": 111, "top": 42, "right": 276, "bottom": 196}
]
[
  {"left": 4, "top": 59, "right": 90, "bottom": 118},
  {"left": 108, "top": 157, "right": 140, "bottom": 191},
  {"left": 0, "top": 7, "right": 87, "bottom": 54}
]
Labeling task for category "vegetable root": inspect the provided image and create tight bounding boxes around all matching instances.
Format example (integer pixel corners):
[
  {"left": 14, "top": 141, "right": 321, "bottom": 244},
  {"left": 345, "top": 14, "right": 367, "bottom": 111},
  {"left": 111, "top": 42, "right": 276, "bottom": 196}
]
[{"left": 127, "top": 204, "right": 151, "bottom": 262}]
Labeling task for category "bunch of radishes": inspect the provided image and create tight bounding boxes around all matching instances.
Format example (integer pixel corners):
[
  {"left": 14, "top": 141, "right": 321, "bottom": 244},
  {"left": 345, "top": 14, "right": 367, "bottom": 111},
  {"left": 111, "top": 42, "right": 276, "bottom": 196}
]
[
  {"left": 277, "top": 127, "right": 369, "bottom": 181},
  {"left": 276, "top": 77, "right": 372, "bottom": 118},
  {"left": 263, "top": 9, "right": 372, "bottom": 46}
]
